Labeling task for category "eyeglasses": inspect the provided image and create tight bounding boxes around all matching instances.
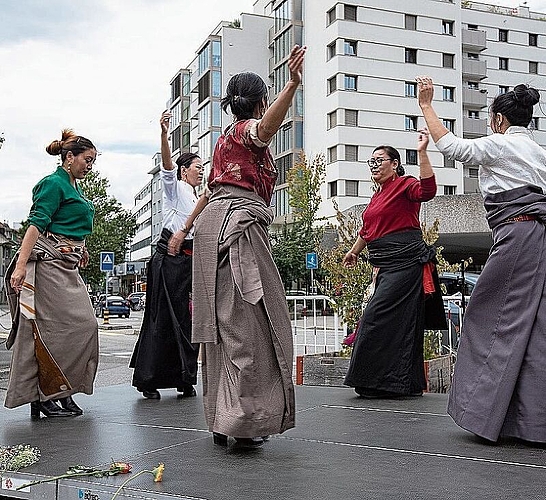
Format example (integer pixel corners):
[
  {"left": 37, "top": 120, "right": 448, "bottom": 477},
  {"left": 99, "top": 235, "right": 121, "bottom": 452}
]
[{"left": 367, "top": 157, "right": 392, "bottom": 168}]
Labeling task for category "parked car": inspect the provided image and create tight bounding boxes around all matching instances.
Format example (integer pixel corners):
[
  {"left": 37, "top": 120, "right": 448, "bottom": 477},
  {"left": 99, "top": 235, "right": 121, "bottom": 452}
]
[
  {"left": 127, "top": 291, "right": 146, "bottom": 311},
  {"left": 95, "top": 295, "right": 131, "bottom": 318},
  {"left": 438, "top": 272, "right": 480, "bottom": 298}
]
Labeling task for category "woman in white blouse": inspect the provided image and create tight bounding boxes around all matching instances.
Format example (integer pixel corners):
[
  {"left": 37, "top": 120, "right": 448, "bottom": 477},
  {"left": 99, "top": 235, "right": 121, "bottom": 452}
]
[
  {"left": 130, "top": 111, "right": 203, "bottom": 400},
  {"left": 417, "top": 76, "right": 546, "bottom": 445}
]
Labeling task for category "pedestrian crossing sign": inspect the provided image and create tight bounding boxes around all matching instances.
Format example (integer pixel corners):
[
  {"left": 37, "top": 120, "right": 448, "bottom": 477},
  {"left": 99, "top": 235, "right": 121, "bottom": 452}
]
[{"left": 100, "top": 251, "right": 114, "bottom": 272}]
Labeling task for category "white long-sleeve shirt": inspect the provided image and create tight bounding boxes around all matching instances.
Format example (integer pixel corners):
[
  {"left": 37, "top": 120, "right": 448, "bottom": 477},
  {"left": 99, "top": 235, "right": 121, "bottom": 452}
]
[
  {"left": 435, "top": 126, "right": 546, "bottom": 197},
  {"left": 160, "top": 167, "right": 198, "bottom": 238}
]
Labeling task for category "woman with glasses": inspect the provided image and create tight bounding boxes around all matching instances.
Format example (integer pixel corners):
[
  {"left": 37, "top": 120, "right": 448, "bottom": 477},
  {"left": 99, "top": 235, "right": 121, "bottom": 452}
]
[
  {"left": 343, "top": 129, "right": 446, "bottom": 399},
  {"left": 192, "top": 45, "right": 305, "bottom": 448},
  {"left": 5, "top": 129, "right": 98, "bottom": 418},
  {"left": 130, "top": 111, "right": 203, "bottom": 401},
  {"left": 418, "top": 76, "right": 546, "bottom": 444}
]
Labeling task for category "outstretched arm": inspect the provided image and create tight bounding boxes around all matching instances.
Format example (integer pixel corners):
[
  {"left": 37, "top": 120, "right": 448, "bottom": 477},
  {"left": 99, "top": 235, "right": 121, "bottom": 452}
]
[
  {"left": 416, "top": 76, "right": 450, "bottom": 143},
  {"left": 257, "top": 45, "right": 306, "bottom": 143}
]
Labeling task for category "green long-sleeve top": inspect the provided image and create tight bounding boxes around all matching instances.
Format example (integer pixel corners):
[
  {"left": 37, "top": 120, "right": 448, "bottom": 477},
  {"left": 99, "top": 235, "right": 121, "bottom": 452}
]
[{"left": 27, "top": 167, "right": 94, "bottom": 240}]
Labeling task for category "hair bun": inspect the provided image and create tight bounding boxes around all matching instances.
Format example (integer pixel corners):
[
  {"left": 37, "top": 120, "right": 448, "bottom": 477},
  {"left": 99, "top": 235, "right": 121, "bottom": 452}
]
[
  {"left": 45, "top": 139, "right": 63, "bottom": 156},
  {"left": 513, "top": 84, "right": 540, "bottom": 107}
]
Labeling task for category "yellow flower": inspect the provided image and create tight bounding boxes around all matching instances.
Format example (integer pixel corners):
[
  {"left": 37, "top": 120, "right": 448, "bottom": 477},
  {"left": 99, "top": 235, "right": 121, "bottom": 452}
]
[{"left": 152, "top": 463, "right": 165, "bottom": 482}]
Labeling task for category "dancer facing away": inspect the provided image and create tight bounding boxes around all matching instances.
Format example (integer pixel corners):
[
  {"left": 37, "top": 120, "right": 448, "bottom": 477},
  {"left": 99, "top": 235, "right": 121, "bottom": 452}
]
[
  {"left": 191, "top": 44, "right": 306, "bottom": 448},
  {"left": 5, "top": 129, "right": 98, "bottom": 418},
  {"left": 130, "top": 111, "right": 203, "bottom": 400},
  {"left": 418, "top": 75, "right": 546, "bottom": 444},
  {"left": 342, "top": 129, "right": 446, "bottom": 399}
]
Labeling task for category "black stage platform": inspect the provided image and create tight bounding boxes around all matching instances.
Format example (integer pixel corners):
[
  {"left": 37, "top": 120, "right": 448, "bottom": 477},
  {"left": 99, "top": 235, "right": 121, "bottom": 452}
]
[{"left": 0, "top": 384, "right": 545, "bottom": 499}]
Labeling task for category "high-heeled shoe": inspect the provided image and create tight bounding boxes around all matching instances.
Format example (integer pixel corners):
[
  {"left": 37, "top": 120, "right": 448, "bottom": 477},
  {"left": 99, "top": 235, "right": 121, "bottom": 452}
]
[
  {"left": 30, "top": 400, "right": 75, "bottom": 419},
  {"left": 212, "top": 432, "right": 228, "bottom": 446},
  {"left": 57, "top": 396, "right": 83, "bottom": 415}
]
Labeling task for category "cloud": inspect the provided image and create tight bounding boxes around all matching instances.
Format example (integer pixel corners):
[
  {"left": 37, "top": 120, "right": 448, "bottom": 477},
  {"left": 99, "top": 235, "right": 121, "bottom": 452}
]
[{"left": 0, "top": 0, "right": 254, "bottom": 225}]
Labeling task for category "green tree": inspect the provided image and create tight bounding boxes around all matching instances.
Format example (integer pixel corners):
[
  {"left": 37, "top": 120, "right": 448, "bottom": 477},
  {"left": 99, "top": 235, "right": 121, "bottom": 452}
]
[
  {"left": 79, "top": 171, "right": 137, "bottom": 290},
  {"left": 271, "top": 152, "right": 325, "bottom": 289}
]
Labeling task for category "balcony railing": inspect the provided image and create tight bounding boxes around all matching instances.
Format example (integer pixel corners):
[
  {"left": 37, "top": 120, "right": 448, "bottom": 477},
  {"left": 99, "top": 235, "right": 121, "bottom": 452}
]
[
  {"left": 462, "top": 88, "right": 487, "bottom": 109},
  {"left": 462, "top": 29, "right": 487, "bottom": 51},
  {"left": 462, "top": 59, "right": 487, "bottom": 80},
  {"left": 463, "top": 117, "right": 487, "bottom": 137}
]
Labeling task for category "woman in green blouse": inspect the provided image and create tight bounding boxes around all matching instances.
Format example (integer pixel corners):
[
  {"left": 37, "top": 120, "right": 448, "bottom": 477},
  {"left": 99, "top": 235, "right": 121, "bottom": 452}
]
[{"left": 5, "top": 129, "right": 98, "bottom": 418}]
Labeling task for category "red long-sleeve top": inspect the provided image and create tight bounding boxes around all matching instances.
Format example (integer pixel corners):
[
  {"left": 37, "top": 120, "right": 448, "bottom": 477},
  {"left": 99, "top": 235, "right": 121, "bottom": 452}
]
[{"left": 359, "top": 175, "right": 437, "bottom": 243}]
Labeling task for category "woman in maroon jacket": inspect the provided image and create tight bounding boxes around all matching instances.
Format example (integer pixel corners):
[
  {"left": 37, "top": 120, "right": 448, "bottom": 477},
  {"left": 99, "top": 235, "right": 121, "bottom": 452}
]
[{"left": 343, "top": 128, "right": 446, "bottom": 398}]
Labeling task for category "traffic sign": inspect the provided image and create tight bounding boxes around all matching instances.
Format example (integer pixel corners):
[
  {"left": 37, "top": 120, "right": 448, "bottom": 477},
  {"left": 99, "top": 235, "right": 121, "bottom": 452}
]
[
  {"left": 306, "top": 252, "right": 318, "bottom": 270},
  {"left": 100, "top": 252, "right": 115, "bottom": 272}
]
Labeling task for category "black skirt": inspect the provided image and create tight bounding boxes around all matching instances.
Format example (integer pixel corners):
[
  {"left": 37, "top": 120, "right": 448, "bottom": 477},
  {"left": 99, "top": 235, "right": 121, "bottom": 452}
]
[{"left": 130, "top": 228, "right": 199, "bottom": 390}]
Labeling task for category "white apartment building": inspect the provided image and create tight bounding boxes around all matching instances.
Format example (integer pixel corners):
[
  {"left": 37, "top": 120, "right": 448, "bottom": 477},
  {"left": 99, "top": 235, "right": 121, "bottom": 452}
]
[{"left": 129, "top": 0, "right": 546, "bottom": 262}]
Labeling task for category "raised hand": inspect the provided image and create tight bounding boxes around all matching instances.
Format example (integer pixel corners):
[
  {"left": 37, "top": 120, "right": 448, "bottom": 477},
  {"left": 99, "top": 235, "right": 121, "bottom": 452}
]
[
  {"left": 417, "top": 127, "right": 430, "bottom": 152},
  {"left": 416, "top": 76, "right": 435, "bottom": 108},
  {"left": 288, "top": 45, "right": 307, "bottom": 86},
  {"left": 160, "top": 110, "right": 171, "bottom": 135}
]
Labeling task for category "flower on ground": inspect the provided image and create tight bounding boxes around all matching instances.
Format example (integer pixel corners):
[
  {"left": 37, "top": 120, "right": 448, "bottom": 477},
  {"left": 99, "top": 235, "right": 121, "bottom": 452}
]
[
  {"left": 152, "top": 463, "right": 165, "bottom": 482},
  {"left": 111, "top": 463, "right": 166, "bottom": 499},
  {"left": 0, "top": 445, "right": 40, "bottom": 472}
]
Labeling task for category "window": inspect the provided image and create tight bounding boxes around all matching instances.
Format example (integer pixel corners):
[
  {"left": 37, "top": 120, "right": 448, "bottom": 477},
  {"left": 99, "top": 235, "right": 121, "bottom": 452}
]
[
  {"left": 344, "top": 40, "right": 357, "bottom": 56},
  {"left": 344, "top": 4, "right": 357, "bottom": 21},
  {"left": 443, "top": 86, "right": 454, "bottom": 101},
  {"left": 406, "top": 149, "right": 418, "bottom": 165},
  {"left": 212, "top": 71, "right": 221, "bottom": 97},
  {"left": 442, "top": 20, "right": 454, "bottom": 35},
  {"left": 499, "top": 58, "right": 509, "bottom": 70},
  {"left": 212, "top": 101, "right": 221, "bottom": 127},
  {"left": 443, "top": 53, "right": 454, "bottom": 68},
  {"left": 198, "top": 45, "right": 209, "bottom": 75},
  {"left": 405, "top": 116, "right": 418, "bottom": 131},
  {"left": 468, "top": 24, "right": 478, "bottom": 30},
  {"left": 171, "top": 75, "right": 181, "bottom": 101},
  {"left": 328, "top": 181, "right": 338, "bottom": 197},
  {"left": 328, "top": 146, "right": 338, "bottom": 163},
  {"left": 468, "top": 167, "right": 479, "bottom": 178},
  {"left": 345, "top": 180, "right": 359, "bottom": 197},
  {"left": 468, "top": 110, "right": 479, "bottom": 119},
  {"left": 405, "top": 48, "right": 417, "bottom": 64},
  {"left": 327, "top": 42, "right": 336, "bottom": 60},
  {"left": 405, "top": 14, "right": 417, "bottom": 30},
  {"left": 443, "top": 119, "right": 455, "bottom": 133},
  {"left": 405, "top": 81, "right": 417, "bottom": 97},
  {"left": 499, "top": 85, "right": 509, "bottom": 94},
  {"left": 328, "top": 76, "right": 337, "bottom": 94},
  {"left": 467, "top": 52, "right": 479, "bottom": 60},
  {"left": 529, "top": 33, "right": 538, "bottom": 46},
  {"left": 345, "top": 109, "right": 358, "bottom": 126},
  {"left": 345, "top": 145, "right": 358, "bottom": 161},
  {"left": 467, "top": 81, "right": 479, "bottom": 90},
  {"left": 530, "top": 61, "right": 538, "bottom": 74},
  {"left": 211, "top": 40, "right": 221, "bottom": 67},
  {"left": 198, "top": 72, "right": 210, "bottom": 103},
  {"left": 499, "top": 29, "right": 508, "bottom": 42},
  {"left": 444, "top": 158, "right": 455, "bottom": 168},
  {"left": 444, "top": 186, "right": 456, "bottom": 195},
  {"left": 532, "top": 117, "right": 540, "bottom": 130},
  {"left": 344, "top": 74, "right": 357, "bottom": 91},
  {"left": 327, "top": 7, "right": 336, "bottom": 25},
  {"left": 327, "top": 111, "right": 337, "bottom": 129}
]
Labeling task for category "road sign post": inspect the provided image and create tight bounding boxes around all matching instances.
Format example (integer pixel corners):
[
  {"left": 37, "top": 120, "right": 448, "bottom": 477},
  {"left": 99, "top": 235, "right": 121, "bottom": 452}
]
[
  {"left": 100, "top": 252, "right": 114, "bottom": 324},
  {"left": 306, "top": 252, "right": 318, "bottom": 294}
]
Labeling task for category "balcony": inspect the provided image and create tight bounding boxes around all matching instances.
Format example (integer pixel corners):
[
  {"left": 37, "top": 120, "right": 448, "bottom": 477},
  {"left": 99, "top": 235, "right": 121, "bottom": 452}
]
[
  {"left": 463, "top": 88, "right": 487, "bottom": 109},
  {"left": 463, "top": 117, "right": 487, "bottom": 138},
  {"left": 462, "top": 59, "right": 487, "bottom": 80},
  {"left": 464, "top": 176, "right": 480, "bottom": 194},
  {"left": 462, "top": 29, "right": 487, "bottom": 51}
]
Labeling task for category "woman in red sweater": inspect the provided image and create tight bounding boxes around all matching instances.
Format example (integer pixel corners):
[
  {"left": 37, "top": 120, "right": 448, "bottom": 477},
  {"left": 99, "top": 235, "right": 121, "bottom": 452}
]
[{"left": 343, "top": 128, "right": 446, "bottom": 398}]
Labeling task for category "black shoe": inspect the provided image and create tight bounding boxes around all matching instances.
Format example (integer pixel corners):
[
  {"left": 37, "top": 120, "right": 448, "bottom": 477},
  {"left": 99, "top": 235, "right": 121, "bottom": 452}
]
[
  {"left": 177, "top": 385, "right": 197, "bottom": 398},
  {"left": 57, "top": 396, "right": 83, "bottom": 415},
  {"left": 141, "top": 389, "right": 161, "bottom": 399},
  {"left": 234, "top": 437, "right": 264, "bottom": 449},
  {"left": 213, "top": 432, "right": 228, "bottom": 446},
  {"left": 30, "top": 400, "right": 76, "bottom": 419},
  {"left": 355, "top": 387, "right": 401, "bottom": 399}
]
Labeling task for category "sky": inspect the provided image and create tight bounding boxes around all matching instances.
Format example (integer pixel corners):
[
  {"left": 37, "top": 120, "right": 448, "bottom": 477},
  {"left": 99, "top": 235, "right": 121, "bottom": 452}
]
[{"left": 0, "top": 0, "right": 545, "bottom": 225}]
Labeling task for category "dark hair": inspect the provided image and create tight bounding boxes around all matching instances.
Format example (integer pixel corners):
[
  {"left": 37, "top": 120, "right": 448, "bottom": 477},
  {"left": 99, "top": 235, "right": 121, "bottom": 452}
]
[
  {"left": 373, "top": 145, "right": 405, "bottom": 176},
  {"left": 220, "top": 72, "right": 268, "bottom": 120},
  {"left": 175, "top": 152, "right": 200, "bottom": 181},
  {"left": 491, "top": 84, "right": 540, "bottom": 127},
  {"left": 46, "top": 129, "right": 96, "bottom": 162}
]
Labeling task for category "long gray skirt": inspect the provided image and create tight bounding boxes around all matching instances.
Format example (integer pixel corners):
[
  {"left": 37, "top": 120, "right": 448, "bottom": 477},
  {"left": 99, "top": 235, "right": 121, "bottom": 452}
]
[{"left": 447, "top": 219, "right": 546, "bottom": 442}]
